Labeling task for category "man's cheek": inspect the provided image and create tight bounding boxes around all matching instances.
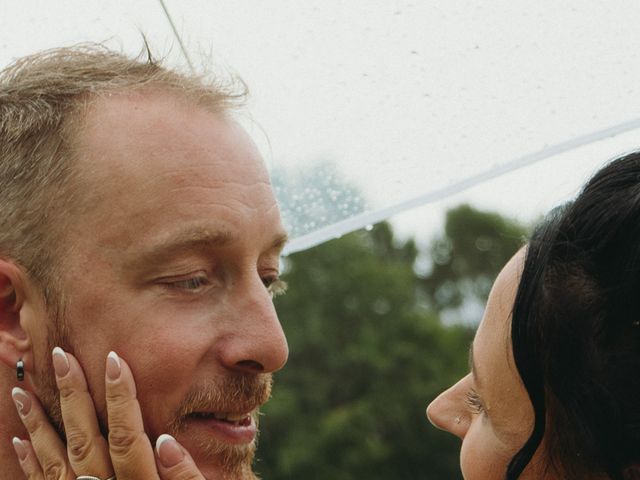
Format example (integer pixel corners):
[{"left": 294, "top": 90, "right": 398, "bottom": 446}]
[{"left": 126, "top": 347, "right": 202, "bottom": 428}]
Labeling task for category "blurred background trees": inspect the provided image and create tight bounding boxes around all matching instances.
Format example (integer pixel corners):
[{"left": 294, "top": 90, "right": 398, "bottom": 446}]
[{"left": 256, "top": 204, "right": 529, "bottom": 479}]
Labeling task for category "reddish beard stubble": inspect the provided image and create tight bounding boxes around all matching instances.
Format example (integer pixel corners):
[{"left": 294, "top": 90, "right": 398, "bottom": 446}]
[
  {"left": 167, "top": 374, "right": 273, "bottom": 479},
  {"left": 36, "top": 313, "right": 272, "bottom": 480}
]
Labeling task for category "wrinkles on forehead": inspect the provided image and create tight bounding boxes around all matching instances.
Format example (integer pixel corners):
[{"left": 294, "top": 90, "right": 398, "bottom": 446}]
[
  {"left": 68, "top": 90, "right": 277, "bottom": 233},
  {"left": 73, "top": 89, "right": 268, "bottom": 197}
]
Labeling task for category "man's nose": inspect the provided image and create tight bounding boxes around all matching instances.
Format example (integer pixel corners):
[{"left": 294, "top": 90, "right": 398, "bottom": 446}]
[{"left": 219, "top": 275, "right": 289, "bottom": 375}]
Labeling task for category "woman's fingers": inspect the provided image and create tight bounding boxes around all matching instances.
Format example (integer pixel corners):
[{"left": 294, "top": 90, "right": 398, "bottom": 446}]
[
  {"left": 104, "top": 351, "right": 207, "bottom": 480},
  {"left": 11, "top": 387, "right": 74, "bottom": 479},
  {"left": 13, "top": 349, "right": 206, "bottom": 480},
  {"left": 104, "top": 351, "right": 160, "bottom": 480},
  {"left": 52, "top": 347, "right": 114, "bottom": 477},
  {"left": 155, "top": 434, "right": 207, "bottom": 480},
  {"left": 12, "top": 437, "right": 44, "bottom": 480},
  {"left": 13, "top": 349, "right": 114, "bottom": 480}
]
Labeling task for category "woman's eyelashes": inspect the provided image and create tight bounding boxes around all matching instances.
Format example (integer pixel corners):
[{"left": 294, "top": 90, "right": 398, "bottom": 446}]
[{"left": 465, "top": 388, "right": 486, "bottom": 415}]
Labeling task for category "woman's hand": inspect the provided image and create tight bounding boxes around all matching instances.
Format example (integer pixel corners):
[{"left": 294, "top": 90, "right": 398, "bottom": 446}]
[{"left": 11, "top": 348, "right": 206, "bottom": 480}]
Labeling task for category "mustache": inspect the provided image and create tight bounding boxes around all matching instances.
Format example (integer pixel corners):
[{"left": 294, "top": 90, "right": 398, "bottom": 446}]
[{"left": 168, "top": 373, "right": 273, "bottom": 429}]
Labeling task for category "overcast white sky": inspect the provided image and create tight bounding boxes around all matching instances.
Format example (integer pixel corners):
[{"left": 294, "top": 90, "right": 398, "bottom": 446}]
[{"left": 3, "top": 1, "right": 640, "bottom": 250}]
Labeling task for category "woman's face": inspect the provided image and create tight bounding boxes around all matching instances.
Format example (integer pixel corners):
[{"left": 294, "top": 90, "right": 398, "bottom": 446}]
[{"left": 427, "top": 251, "right": 553, "bottom": 479}]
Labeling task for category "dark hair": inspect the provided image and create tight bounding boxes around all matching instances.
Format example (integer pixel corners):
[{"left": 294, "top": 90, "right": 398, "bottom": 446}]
[{"left": 507, "top": 152, "right": 640, "bottom": 479}]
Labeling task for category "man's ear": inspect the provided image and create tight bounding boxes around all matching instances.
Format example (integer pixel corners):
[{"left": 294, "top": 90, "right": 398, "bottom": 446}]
[{"left": 0, "top": 259, "right": 31, "bottom": 372}]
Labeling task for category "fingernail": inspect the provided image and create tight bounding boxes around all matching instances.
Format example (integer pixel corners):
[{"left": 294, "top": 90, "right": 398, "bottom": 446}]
[
  {"left": 52, "top": 347, "right": 70, "bottom": 378},
  {"left": 106, "top": 351, "right": 121, "bottom": 381},
  {"left": 11, "top": 387, "right": 31, "bottom": 416},
  {"left": 156, "top": 434, "right": 184, "bottom": 468},
  {"left": 12, "top": 437, "right": 27, "bottom": 461}
]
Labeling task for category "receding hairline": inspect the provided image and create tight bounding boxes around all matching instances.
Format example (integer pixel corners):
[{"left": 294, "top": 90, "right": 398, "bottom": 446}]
[
  {"left": 0, "top": 42, "right": 249, "bottom": 295},
  {"left": 67, "top": 82, "right": 239, "bottom": 157}
]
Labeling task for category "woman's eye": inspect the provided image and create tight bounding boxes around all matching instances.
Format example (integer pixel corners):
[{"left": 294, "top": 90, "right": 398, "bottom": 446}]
[
  {"left": 465, "top": 388, "right": 485, "bottom": 415},
  {"left": 166, "top": 276, "right": 210, "bottom": 291},
  {"left": 263, "top": 276, "right": 288, "bottom": 297}
]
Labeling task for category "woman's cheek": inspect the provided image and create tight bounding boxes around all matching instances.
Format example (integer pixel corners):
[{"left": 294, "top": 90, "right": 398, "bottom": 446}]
[{"left": 460, "top": 420, "right": 513, "bottom": 480}]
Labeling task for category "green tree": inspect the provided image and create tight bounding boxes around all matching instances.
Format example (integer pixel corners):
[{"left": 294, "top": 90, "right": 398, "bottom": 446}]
[
  {"left": 422, "top": 204, "right": 528, "bottom": 321},
  {"left": 257, "top": 206, "right": 529, "bottom": 479},
  {"left": 257, "top": 223, "right": 471, "bottom": 479}
]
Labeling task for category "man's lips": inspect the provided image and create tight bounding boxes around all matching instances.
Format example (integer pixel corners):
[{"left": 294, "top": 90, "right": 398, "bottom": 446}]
[
  {"left": 189, "top": 411, "right": 252, "bottom": 426},
  {"left": 186, "top": 411, "right": 257, "bottom": 444}
]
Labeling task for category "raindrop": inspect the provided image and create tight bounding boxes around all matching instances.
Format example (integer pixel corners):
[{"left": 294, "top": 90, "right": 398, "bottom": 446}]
[{"left": 365, "top": 224, "right": 374, "bottom": 231}]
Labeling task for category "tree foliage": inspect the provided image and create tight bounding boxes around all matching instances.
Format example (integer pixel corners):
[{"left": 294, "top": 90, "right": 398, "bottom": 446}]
[
  {"left": 422, "top": 204, "right": 529, "bottom": 320},
  {"left": 256, "top": 206, "right": 528, "bottom": 479}
]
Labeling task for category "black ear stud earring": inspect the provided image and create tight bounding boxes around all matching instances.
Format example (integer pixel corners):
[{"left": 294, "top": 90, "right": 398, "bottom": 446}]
[{"left": 16, "top": 359, "right": 24, "bottom": 381}]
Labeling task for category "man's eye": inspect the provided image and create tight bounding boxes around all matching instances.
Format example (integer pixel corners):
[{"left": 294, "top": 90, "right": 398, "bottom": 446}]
[
  {"left": 263, "top": 277, "right": 287, "bottom": 297},
  {"left": 166, "top": 276, "right": 210, "bottom": 291}
]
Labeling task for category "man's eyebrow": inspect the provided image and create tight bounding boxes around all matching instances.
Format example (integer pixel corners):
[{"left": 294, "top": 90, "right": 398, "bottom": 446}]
[
  {"left": 127, "top": 229, "right": 236, "bottom": 271},
  {"left": 469, "top": 342, "right": 481, "bottom": 389},
  {"left": 127, "top": 229, "right": 289, "bottom": 272}
]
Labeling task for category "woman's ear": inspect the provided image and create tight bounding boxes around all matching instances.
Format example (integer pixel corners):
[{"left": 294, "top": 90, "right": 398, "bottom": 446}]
[{"left": 0, "top": 259, "right": 31, "bottom": 373}]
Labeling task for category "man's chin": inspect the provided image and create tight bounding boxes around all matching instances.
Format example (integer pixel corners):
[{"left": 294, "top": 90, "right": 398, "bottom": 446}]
[
  {"left": 165, "top": 372, "right": 272, "bottom": 478},
  {"left": 174, "top": 420, "right": 259, "bottom": 480}
]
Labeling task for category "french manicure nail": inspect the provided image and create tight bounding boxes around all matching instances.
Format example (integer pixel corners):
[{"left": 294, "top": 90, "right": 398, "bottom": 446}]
[
  {"left": 12, "top": 437, "right": 27, "bottom": 461},
  {"left": 156, "top": 434, "right": 184, "bottom": 468},
  {"left": 52, "top": 347, "right": 70, "bottom": 378},
  {"left": 106, "top": 351, "right": 121, "bottom": 381},
  {"left": 11, "top": 387, "right": 31, "bottom": 416}
]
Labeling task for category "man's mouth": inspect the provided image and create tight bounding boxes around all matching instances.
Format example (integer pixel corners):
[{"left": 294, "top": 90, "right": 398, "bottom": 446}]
[
  {"left": 189, "top": 411, "right": 253, "bottom": 427},
  {"left": 186, "top": 410, "right": 258, "bottom": 444}
]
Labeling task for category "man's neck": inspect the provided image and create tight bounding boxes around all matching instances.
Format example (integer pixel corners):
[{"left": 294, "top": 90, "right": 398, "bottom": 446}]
[{"left": 0, "top": 369, "right": 28, "bottom": 480}]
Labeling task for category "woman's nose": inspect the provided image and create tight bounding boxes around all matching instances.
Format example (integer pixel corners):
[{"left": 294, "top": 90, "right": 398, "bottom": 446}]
[{"left": 426, "top": 375, "right": 471, "bottom": 439}]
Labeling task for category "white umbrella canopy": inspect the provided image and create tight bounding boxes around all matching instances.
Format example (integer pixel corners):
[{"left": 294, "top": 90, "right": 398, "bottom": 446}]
[{"left": 3, "top": 1, "right": 640, "bottom": 253}]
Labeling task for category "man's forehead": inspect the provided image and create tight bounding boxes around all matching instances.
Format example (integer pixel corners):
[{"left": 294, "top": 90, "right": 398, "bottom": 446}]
[
  {"left": 82, "top": 90, "right": 223, "bottom": 149},
  {"left": 75, "top": 89, "right": 269, "bottom": 182},
  {"left": 86, "top": 87, "right": 198, "bottom": 119},
  {"left": 63, "top": 88, "right": 280, "bottom": 249}
]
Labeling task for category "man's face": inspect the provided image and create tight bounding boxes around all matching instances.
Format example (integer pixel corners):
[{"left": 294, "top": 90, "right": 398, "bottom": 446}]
[{"left": 35, "top": 90, "right": 289, "bottom": 479}]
